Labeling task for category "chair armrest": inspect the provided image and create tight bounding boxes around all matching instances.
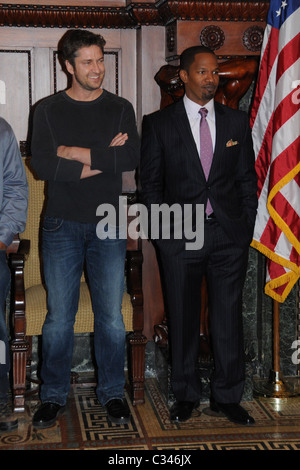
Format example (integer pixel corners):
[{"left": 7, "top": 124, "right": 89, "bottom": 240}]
[
  {"left": 6, "top": 234, "right": 21, "bottom": 254},
  {"left": 17, "top": 239, "right": 30, "bottom": 256},
  {"left": 9, "top": 239, "right": 30, "bottom": 268},
  {"left": 8, "top": 239, "right": 30, "bottom": 341},
  {"left": 125, "top": 248, "right": 147, "bottom": 405}
]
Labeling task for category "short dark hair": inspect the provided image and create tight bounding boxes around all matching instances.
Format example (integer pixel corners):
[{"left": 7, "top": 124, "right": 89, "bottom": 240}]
[
  {"left": 180, "top": 46, "right": 216, "bottom": 72},
  {"left": 59, "top": 29, "right": 106, "bottom": 66}
]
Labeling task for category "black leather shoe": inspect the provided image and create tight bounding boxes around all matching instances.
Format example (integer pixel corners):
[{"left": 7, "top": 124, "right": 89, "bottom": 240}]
[
  {"left": 210, "top": 399, "right": 255, "bottom": 425},
  {"left": 170, "top": 401, "right": 199, "bottom": 423},
  {"left": 105, "top": 398, "right": 131, "bottom": 425},
  {"left": 32, "top": 402, "right": 66, "bottom": 429},
  {"left": 0, "top": 402, "right": 18, "bottom": 432}
]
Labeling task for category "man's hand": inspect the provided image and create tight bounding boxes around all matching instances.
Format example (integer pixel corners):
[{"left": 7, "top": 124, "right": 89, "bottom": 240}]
[
  {"left": 0, "top": 241, "right": 7, "bottom": 250},
  {"left": 80, "top": 164, "right": 101, "bottom": 179},
  {"left": 109, "top": 132, "right": 128, "bottom": 147}
]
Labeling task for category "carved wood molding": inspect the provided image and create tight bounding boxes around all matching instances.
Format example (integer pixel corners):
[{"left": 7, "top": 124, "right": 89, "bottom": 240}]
[
  {"left": 0, "top": 1, "right": 270, "bottom": 28},
  {"left": 166, "top": 1, "right": 270, "bottom": 22}
]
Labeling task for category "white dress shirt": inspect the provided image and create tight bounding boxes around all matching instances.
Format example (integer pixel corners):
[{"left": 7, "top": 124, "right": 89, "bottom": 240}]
[{"left": 183, "top": 94, "right": 216, "bottom": 154}]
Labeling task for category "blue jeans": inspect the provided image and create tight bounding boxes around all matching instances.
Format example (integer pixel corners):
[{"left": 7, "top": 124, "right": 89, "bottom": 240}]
[
  {"left": 0, "top": 250, "right": 10, "bottom": 403},
  {"left": 40, "top": 217, "right": 127, "bottom": 406}
]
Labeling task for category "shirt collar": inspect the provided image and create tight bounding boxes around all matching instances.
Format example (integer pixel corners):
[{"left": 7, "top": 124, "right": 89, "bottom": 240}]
[{"left": 183, "top": 94, "right": 215, "bottom": 119}]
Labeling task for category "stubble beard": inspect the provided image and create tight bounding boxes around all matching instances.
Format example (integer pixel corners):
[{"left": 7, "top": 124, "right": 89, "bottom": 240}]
[{"left": 74, "top": 71, "right": 103, "bottom": 92}]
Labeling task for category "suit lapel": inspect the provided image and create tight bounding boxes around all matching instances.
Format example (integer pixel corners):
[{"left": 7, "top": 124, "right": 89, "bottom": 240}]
[
  {"left": 172, "top": 100, "right": 206, "bottom": 179},
  {"left": 208, "top": 101, "right": 226, "bottom": 181}
]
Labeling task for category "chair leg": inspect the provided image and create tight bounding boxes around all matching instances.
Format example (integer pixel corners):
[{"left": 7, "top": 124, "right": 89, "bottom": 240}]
[
  {"left": 11, "top": 339, "right": 29, "bottom": 412},
  {"left": 127, "top": 332, "right": 147, "bottom": 405}
]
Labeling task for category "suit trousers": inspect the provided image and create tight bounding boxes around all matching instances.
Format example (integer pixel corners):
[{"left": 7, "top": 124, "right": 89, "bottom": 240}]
[{"left": 159, "top": 218, "right": 249, "bottom": 404}]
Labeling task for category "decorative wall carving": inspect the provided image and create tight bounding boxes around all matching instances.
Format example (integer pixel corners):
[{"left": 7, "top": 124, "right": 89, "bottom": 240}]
[
  {"left": 243, "top": 25, "right": 264, "bottom": 52},
  {"left": 0, "top": 2, "right": 270, "bottom": 28},
  {"left": 167, "top": 0, "right": 269, "bottom": 21},
  {"left": 199, "top": 25, "right": 225, "bottom": 50}
]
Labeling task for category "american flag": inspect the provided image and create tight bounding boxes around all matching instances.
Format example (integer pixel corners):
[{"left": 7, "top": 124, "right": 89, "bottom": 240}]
[{"left": 250, "top": 0, "right": 300, "bottom": 302}]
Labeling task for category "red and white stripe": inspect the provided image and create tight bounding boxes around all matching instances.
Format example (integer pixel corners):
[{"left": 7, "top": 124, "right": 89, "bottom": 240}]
[{"left": 250, "top": 4, "right": 300, "bottom": 302}]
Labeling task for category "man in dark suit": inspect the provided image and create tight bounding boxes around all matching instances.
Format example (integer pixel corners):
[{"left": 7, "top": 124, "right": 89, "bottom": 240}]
[{"left": 140, "top": 46, "right": 258, "bottom": 425}]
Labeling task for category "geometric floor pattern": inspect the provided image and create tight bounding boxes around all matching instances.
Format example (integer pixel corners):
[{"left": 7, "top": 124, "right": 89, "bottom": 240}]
[{"left": 1, "top": 378, "right": 300, "bottom": 453}]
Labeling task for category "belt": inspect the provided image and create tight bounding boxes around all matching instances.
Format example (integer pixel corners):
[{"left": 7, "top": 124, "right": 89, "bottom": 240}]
[{"left": 205, "top": 212, "right": 216, "bottom": 220}]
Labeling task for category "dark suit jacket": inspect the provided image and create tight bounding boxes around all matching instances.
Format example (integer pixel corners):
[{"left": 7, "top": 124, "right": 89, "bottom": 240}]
[{"left": 140, "top": 99, "right": 258, "bottom": 255}]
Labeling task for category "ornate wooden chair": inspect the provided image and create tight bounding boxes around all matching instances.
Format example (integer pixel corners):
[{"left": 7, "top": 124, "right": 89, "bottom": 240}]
[{"left": 9, "top": 158, "right": 146, "bottom": 412}]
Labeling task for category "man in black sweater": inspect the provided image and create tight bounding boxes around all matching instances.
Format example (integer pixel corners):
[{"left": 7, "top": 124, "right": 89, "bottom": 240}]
[{"left": 31, "top": 29, "right": 140, "bottom": 429}]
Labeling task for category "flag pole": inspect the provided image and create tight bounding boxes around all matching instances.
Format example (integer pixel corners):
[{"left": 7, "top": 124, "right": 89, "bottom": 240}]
[{"left": 254, "top": 300, "right": 298, "bottom": 398}]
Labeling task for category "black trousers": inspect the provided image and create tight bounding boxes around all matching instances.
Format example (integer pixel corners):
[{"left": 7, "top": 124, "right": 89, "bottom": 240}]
[{"left": 160, "top": 219, "right": 249, "bottom": 404}]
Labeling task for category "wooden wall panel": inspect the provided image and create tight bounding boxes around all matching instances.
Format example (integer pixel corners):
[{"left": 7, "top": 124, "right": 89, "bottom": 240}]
[
  {"left": 0, "top": 49, "right": 31, "bottom": 143},
  {"left": 171, "top": 20, "right": 265, "bottom": 60}
]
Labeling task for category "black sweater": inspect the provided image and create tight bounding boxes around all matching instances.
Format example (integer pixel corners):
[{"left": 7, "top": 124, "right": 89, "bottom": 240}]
[{"left": 31, "top": 90, "right": 140, "bottom": 223}]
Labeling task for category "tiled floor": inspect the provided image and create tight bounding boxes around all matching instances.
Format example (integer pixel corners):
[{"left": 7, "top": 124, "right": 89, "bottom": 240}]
[{"left": 1, "top": 376, "right": 300, "bottom": 453}]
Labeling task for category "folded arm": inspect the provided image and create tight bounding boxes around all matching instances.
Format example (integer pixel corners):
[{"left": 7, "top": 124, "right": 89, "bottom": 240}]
[
  {"left": 31, "top": 99, "right": 139, "bottom": 182},
  {"left": 57, "top": 132, "right": 128, "bottom": 179}
]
